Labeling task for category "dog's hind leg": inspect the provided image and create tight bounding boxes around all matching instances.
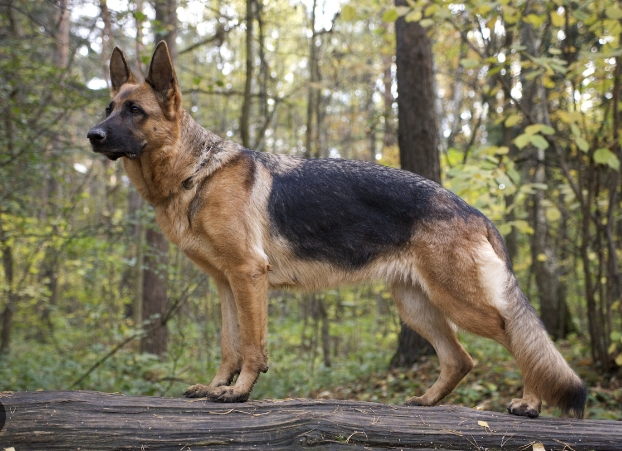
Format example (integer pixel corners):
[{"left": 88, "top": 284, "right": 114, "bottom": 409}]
[
  {"left": 184, "top": 279, "right": 242, "bottom": 398},
  {"left": 392, "top": 282, "right": 474, "bottom": 406}
]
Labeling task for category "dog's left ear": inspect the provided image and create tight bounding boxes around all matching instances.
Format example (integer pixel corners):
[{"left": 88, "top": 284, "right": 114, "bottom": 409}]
[{"left": 145, "top": 41, "right": 182, "bottom": 118}]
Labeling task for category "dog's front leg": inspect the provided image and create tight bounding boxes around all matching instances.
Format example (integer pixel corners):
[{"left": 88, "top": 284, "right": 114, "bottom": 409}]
[
  {"left": 184, "top": 279, "right": 243, "bottom": 399},
  {"left": 200, "top": 263, "right": 269, "bottom": 403}
]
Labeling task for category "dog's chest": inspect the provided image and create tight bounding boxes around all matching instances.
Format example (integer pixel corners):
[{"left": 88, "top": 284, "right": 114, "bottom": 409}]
[{"left": 155, "top": 196, "right": 193, "bottom": 249}]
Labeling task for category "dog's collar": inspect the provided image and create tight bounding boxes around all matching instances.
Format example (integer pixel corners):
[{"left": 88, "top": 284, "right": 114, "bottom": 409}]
[{"left": 182, "top": 140, "right": 221, "bottom": 190}]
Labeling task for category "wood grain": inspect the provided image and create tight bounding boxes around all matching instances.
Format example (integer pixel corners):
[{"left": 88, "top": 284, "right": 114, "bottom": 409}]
[{"left": 0, "top": 391, "right": 619, "bottom": 450}]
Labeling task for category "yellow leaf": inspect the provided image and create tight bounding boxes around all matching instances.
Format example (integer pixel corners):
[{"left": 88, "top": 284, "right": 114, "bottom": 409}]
[
  {"left": 546, "top": 207, "right": 561, "bottom": 221},
  {"left": 478, "top": 420, "right": 490, "bottom": 428},
  {"left": 537, "top": 253, "right": 547, "bottom": 262},
  {"left": 341, "top": 5, "right": 356, "bottom": 22},
  {"left": 616, "top": 354, "right": 622, "bottom": 366},
  {"left": 505, "top": 114, "right": 522, "bottom": 127},
  {"left": 533, "top": 444, "right": 546, "bottom": 451},
  {"left": 551, "top": 11, "right": 564, "bottom": 27},
  {"left": 405, "top": 10, "right": 422, "bottom": 22},
  {"left": 424, "top": 4, "right": 439, "bottom": 17}
]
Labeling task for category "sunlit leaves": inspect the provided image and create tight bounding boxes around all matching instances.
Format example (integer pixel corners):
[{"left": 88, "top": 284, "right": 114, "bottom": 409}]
[
  {"left": 574, "top": 136, "right": 590, "bottom": 153},
  {"left": 504, "top": 114, "right": 522, "bottom": 127},
  {"left": 593, "top": 148, "right": 620, "bottom": 171},
  {"left": 514, "top": 124, "right": 554, "bottom": 150},
  {"left": 382, "top": 9, "right": 399, "bottom": 23}
]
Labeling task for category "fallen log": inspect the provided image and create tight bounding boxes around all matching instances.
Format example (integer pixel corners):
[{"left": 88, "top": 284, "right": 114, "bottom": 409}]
[{"left": 0, "top": 390, "right": 619, "bottom": 450}]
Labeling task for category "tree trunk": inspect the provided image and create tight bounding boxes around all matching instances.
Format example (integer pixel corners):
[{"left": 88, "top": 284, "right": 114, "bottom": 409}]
[
  {"left": 520, "top": 19, "right": 569, "bottom": 340},
  {"left": 4, "top": 391, "right": 621, "bottom": 450},
  {"left": 240, "top": 0, "right": 253, "bottom": 148},
  {"left": 391, "top": 1, "right": 439, "bottom": 367},
  {"left": 305, "top": 0, "right": 318, "bottom": 159},
  {"left": 140, "top": 227, "right": 169, "bottom": 355},
  {"left": 381, "top": 53, "right": 396, "bottom": 150},
  {"left": 0, "top": 218, "right": 15, "bottom": 355},
  {"left": 140, "top": 0, "right": 177, "bottom": 356},
  {"left": 36, "top": 0, "right": 70, "bottom": 342}
]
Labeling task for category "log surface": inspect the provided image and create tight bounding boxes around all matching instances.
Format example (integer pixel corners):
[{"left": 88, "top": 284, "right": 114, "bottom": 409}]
[{"left": 0, "top": 390, "right": 620, "bottom": 450}]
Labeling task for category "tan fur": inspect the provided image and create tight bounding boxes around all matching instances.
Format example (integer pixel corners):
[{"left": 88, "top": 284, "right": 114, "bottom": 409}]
[{"left": 93, "top": 42, "right": 585, "bottom": 415}]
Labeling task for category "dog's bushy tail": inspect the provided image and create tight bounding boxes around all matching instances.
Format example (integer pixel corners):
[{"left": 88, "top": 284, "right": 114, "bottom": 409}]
[{"left": 487, "top": 222, "right": 586, "bottom": 418}]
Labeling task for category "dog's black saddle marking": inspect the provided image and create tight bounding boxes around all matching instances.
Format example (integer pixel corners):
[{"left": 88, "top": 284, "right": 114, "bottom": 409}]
[{"left": 265, "top": 157, "right": 475, "bottom": 269}]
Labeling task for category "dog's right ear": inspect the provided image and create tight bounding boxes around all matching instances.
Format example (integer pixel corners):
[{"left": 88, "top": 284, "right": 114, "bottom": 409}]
[{"left": 109, "top": 47, "right": 137, "bottom": 97}]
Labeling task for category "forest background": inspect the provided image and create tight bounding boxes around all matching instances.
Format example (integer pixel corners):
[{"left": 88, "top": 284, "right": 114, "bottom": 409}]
[{"left": 1, "top": 0, "right": 621, "bottom": 419}]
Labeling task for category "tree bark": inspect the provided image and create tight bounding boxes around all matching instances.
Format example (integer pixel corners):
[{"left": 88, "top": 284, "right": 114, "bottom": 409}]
[
  {"left": 2, "top": 391, "right": 621, "bottom": 450},
  {"left": 520, "top": 18, "right": 570, "bottom": 340},
  {"left": 0, "top": 218, "right": 15, "bottom": 355},
  {"left": 140, "top": 227, "right": 169, "bottom": 355},
  {"left": 140, "top": 0, "right": 177, "bottom": 356},
  {"left": 305, "top": 0, "right": 319, "bottom": 158},
  {"left": 391, "top": 1, "right": 439, "bottom": 367},
  {"left": 240, "top": 0, "right": 254, "bottom": 148}
]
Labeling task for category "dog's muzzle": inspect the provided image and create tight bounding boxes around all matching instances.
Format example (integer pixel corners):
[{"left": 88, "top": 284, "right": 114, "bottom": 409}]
[{"left": 87, "top": 126, "right": 132, "bottom": 161}]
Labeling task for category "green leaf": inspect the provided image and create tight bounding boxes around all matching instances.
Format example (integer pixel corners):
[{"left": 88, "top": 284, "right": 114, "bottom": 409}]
[
  {"left": 524, "top": 124, "right": 543, "bottom": 135},
  {"left": 540, "top": 125, "right": 555, "bottom": 135},
  {"left": 593, "top": 148, "right": 620, "bottom": 171},
  {"left": 546, "top": 207, "right": 561, "bottom": 221},
  {"left": 530, "top": 134, "right": 549, "bottom": 150},
  {"left": 460, "top": 58, "right": 480, "bottom": 69},
  {"left": 405, "top": 10, "right": 422, "bottom": 22},
  {"left": 514, "top": 133, "right": 531, "bottom": 149},
  {"left": 498, "top": 224, "right": 512, "bottom": 235},
  {"left": 616, "top": 354, "right": 622, "bottom": 367},
  {"left": 514, "top": 220, "right": 534, "bottom": 235},
  {"left": 419, "top": 18, "right": 435, "bottom": 28},
  {"left": 382, "top": 9, "right": 399, "bottom": 22},
  {"left": 575, "top": 136, "right": 589, "bottom": 152},
  {"left": 504, "top": 114, "right": 522, "bottom": 127}
]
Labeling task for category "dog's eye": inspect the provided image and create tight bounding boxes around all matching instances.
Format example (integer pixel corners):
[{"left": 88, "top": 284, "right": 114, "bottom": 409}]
[
  {"left": 105, "top": 106, "right": 111, "bottom": 116},
  {"left": 129, "top": 106, "right": 141, "bottom": 114}
]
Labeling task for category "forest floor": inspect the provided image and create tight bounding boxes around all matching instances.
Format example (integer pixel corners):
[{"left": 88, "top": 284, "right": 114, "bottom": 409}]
[{"left": 305, "top": 337, "right": 622, "bottom": 420}]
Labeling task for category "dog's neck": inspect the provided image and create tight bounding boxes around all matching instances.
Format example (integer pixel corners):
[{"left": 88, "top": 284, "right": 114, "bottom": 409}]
[{"left": 123, "top": 109, "right": 221, "bottom": 205}]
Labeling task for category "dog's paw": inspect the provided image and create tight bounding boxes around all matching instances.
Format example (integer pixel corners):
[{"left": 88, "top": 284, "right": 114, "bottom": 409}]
[
  {"left": 507, "top": 398, "right": 540, "bottom": 418},
  {"left": 404, "top": 396, "right": 430, "bottom": 407},
  {"left": 205, "top": 385, "right": 250, "bottom": 403},
  {"left": 184, "top": 384, "right": 211, "bottom": 398}
]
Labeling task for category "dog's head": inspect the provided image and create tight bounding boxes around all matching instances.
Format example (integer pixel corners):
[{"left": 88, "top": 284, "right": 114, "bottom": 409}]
[{"left": 87, "top": 41, "right": 182, "bottom": 161}]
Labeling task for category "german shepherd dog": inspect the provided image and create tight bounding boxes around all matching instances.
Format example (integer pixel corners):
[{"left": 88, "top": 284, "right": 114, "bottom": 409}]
[{"left": 88, "top": 42, "right": 586, "bottom": 418}]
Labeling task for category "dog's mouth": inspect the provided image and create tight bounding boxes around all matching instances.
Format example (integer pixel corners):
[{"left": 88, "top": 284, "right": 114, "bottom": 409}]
[{"left": 89, "top": 143, "right": 145, "bottom": 161}]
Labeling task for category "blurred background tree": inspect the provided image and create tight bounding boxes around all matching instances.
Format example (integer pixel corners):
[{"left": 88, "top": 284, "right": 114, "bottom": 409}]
[{"left": 0, "top": 0, "right": 620, "bottom": 418}]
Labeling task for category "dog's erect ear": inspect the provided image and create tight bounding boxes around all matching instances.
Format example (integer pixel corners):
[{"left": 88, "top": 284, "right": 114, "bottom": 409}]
[
  {"left": 145, "top": 41, "right": 182, "bottom": 117},
  {"left": 110, "top": 47, "right": 137, "bottom": 97}
]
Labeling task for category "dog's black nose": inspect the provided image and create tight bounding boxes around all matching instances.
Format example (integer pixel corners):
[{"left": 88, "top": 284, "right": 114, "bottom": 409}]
[{"left": 87, "top": 128, "right": 106, "bottom": 142}]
